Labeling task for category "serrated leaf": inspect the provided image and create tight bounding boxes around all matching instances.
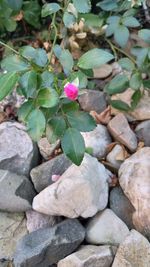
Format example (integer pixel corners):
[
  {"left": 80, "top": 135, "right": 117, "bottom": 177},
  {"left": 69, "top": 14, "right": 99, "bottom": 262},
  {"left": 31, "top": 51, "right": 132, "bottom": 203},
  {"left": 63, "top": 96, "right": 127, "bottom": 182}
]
[
  {"left": 59, "top": 50, "right": 74, "bottom": 75},
  {"left": 114, "top": 25, "right": 129, "bottom": 47},
  {"left": 73, "top": 0, "right": 91, "bottom": 13},
  {"left": 118, "top": 57, "right": 135, "bottom": 71},
  {"left": 37, "top": 88, "right": 59, "bottom": 108},
  {"left": 97, "top": 0, "right": 118, "bottom": 11},
  {"left": 1, "top": 55, "right": 29, "bottom": 72},
  {"left": 7, "top": 0, "right": 23, "bottom": 10},
  {"left": 110, "top": 100, "right": 130, "bottom": 111},
  {"left": 61, "top": 100, "right": 79, "bottom": 113},
  {"left": 107, "top": 74, "right": 129, "bottom": 95},
  {"left": 33, "top": 48, "right": 48, "bottom": 67},
  {"left": 130, "top": 73, "right": 142, "bottom": 90},
  {"left": 46, "top": 116, "right": 66, "bottom": 143},
  {"left": 66, "top": 111, "right": 96, "bottom": 132},
  {"left": 122, "top": 16, "right": 140, "bottom": 27},
  {"left": 78, "top": 48, "right": 114, "bottom": 69},
  {"left": 18, "top": 100, "right": 34, "bottom": 122},
  {"left": 0, "top": 72, "right": 18, "bottom": 101},
  {"left": 41, "top": 3, "right": 61, "bottom": 17},
  {"left": 138, "top": 29, "right": 150, "bottom": 44},
  {"left": 20, "top": 45, "right": 36, "bottom": 59},
  {"left": 41, "top": 71, "right": 54, "bottom": 88},
  {"left": 61, "top": 128, "right": 85, "bottom": 165},
  {"left": 27, "top": 109, "right": 46, "bottom": 141},
  {"left": 19, "top": 70, "right": 38, "bottom": 98},
  {"left": 63, "top": 11, "right": 76, "bottom": 28},
  {"left": 23, "top": 0, "right": 41, "bottom": 29},
  {"left": 131, "top": 90, "right": 142, "bottom": 109}
]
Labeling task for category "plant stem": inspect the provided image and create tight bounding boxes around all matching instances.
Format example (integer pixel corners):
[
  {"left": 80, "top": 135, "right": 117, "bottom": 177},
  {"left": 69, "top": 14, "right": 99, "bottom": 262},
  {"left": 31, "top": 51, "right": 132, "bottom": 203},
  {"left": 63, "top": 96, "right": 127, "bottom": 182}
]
[
  {"left": 105, "top": 38, "right": 118, "bottom": 61},
  {"left": 0, "top": 40, "right": 19, "bottom": 55},
  {"left": 105, "top": 38, "right": 137, "bottom": 65},
  {"left": 49, "top": 13, "right": 58, "bottom": 64}
]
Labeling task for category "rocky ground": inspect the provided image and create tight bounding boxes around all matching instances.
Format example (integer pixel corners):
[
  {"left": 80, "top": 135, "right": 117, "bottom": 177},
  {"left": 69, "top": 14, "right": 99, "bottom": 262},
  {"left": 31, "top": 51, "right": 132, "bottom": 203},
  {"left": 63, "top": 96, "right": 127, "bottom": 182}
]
[{"left": 0, "top": 64, "right": 150, "bottom": 267}]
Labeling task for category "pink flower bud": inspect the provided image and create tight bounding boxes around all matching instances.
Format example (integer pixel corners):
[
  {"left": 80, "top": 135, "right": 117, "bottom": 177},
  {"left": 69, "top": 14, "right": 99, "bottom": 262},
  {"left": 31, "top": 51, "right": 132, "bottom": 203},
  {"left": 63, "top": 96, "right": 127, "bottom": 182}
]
[{"left": 64, "top": 83, "right": 78, "bottom": 101}]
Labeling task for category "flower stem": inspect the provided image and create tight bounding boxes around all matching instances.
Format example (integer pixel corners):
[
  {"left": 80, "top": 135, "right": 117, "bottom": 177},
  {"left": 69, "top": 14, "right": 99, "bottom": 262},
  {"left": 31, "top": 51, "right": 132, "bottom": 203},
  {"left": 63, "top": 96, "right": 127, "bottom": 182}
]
[
  {"left": 0, "top": 40, "right": 19, "bottom": 55},
  {"left": 49, "top": 13, "right": 58, "bottom": 64}
]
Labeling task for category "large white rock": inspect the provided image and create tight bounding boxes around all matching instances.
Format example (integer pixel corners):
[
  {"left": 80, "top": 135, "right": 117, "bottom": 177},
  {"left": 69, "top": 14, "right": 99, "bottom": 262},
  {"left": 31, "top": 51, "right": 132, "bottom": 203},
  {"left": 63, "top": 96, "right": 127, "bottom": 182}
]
[
  {"left": 86, "top": 209, "right": 129, "bottom": 245},
  {"left": 119, "top": 147, "right": 150, "bottom": 239},
  {"left": 81, "top": 125, "right": 112, "bottom": 158},
  {"left": 112, "top": 230, "right": 150, "bottom": 267},
  {"left": 58, "top": 245, "right": 117, "bottom": 267},
  {"left": 33, "top": 154, "right": 110, "bottom": 218}
]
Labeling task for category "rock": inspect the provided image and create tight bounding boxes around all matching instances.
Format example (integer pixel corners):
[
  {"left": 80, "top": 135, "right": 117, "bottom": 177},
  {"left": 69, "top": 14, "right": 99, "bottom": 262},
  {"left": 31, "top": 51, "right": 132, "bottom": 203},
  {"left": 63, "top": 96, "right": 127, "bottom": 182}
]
[
  {"left": 33, "top": 154, "right": 109, "bottom": 218},
  {"left": 37, "top": 137, "right": 60, "bottom": 160},
  {"left": 112, "top": 230, "right": 150, "bottom": 267},
  {"left": 86, "top": 209, "right": 129, "bottom": 246},
  {"left": 26, "top": 210, "right": 61, "bottom": 233},
  {"left": 119, "top": 147, "right": 150, "bottom": 239},
  {"left": 58, "top": 245, "right": 117, "bottom": 267},
  {"left": 78, "top": 90, "right": 107, "bottom": 113},
  {"left": 0, "top": 169, "right": 36, "bottom": 212},
  {"left": 30, "top": 154, "right": 71, "bottom": 192},
  {"left": 0, "top": 260, "right": 13, "bottom": 267},
  {"left": 0, "top": 122, "right": 39, "bottom": 176},
  {"left": 110, "top": 187, "right": 135, "bottom": 229},
  {"left": 106, "top": 144, "right": 125, "bottom": 169},
  {"left": 108, "top": 114, "right": 137, "bottom": 152},
  {"left": 0, "top": 212, "right": 27, "bottom": 260},
  {"left": 135, "top": 120, "right": 150, "bottom": 146},
  {"left": 81, "top": 125, "right": 112, "bottom": 158},
  {"left": 93, "top": 64, "right": 112, "bottom": 79},
  {"left": 13, "top": 219, "right": 85, "bottom": 267},
  {"left": 111, "top": 89, "right": 150, "bottom": 121}
]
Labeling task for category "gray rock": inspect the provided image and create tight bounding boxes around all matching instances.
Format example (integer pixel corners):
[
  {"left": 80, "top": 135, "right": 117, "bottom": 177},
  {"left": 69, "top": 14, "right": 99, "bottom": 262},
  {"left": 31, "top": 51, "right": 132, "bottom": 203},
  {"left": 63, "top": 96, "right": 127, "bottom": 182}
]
[
  {"left": 86, "top": 209, "right": 129, "bottom": 246},
  {"left": 32, "top": 154, "right": 110, "bottom": 218},
  {"left": 30, "top": 154, "right": 71, "bottom": 192},
  {"left": 0, "top": 122, "right": 39, "bottom": 176},
  {"left": 58, "top": 245, "right": 117, "bottom": 267},
  {"left": 81, "top": 125, "right": 112, "bottom": 158},
  {"left": 135, "top": 120, "right": 150, "bottom": 146},
  {"left": 13, "top": 219, "right": 85, "bottom": 267},
  {"left": 0, "top": 260, "right": 13, "bottom": 267},
  {"left": 110, "top": 187, "right": 135, "bottom": 229},
  {"left": 78, "top": 90, "right": 107, "bottom": 113},
  {"left": 106, "top": 144, "right": 125, "bottom": 169},
  {"left": 26, "top": 210, "right": 61, "bottom": 233},
  {"left": 37, "top": 138, "right": 60, "bottom": 160},
  {"left": 0, "top": 211, "right": 27, "bottom": 260},
  {"left": 112, "top": 230, "right": 150, "bottom": 267},
  {"left": 0, "top": 170, "right": 36, "bottom": 212}
]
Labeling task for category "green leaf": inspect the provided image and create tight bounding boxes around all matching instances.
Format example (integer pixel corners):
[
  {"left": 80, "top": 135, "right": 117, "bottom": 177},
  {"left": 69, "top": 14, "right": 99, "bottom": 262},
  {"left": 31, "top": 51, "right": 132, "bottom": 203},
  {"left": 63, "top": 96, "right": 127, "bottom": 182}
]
[
  {"left": 0, "top": 72, "right": 18, "bottom": 101},
  {"left": 20, "top": 46, "right": 36, "bottom": 59},
  {"left": 79, "top": 14, "right": 103, "bottom": 28},
  {"left": 27, "top": 109, "right": 46, "bottom": 141},
  {"left": 1, "top": 55, "right": 29, "bottom": 72},
  {"left": 106, "top": 16, "right": 120, "bottom": 36},
  {"left": 37, "top": 88, "right": 59, "bottom": 108},
  {"left": 59, "top": 50, "right": 74, "bottom": 75},
  {"left": 143, "top": 80, "right": 150, "bottom": 89},
  {"left": 118, "top": 57, "right": 135, "bottom": 71},
  {"left": 7, "top": 0, "right": 23, "bottom": 10},
  {"left": 110, "top": 100, "right": 130, "bottom": 111},
  {"left": 41, "top": 3, "right": 61, "bottom": 17},
  {"left": 131, "top": 47, "right": 149, "bottom": 66},
  {"left": 63, "top": 11, "right": 76, "bottom": 28},
  {"left": 68, "top": 71, "right": 88, "bottom": 89},
  {"left": 131, "top": 90, "right": 142, "bottom": 109},
  {"left": 41, "top": 71, "right": 54, "bottom": 88},
  {"left": 78, "top": 48, "right": 114, "bottom": 69},
  {"left": 66, "top": 111, "right": 96, "bottom": 132},
  {"left": 97, "top": 0, "right": 118, "bottom": 11},
  {"left": 114, "top": 25, "right": 129, "bottom": 47},
  {"left": 23, "top": 0, "right": 41, "bottom": 29},
  {"left": 122, "top": 16, "right": 140, "bottom": 27},
  {"left": 33, "top": 48, "right": 48, "bottom": 67},
  {"left": 106, "top": 74, "right": 129, "bottom": 95},
  {"left": 129, "top": 73, "right": 142, "bottom": 90},
  {"left": 46, "top": 116, "right": 66, "bottom": 143},
  {"left": 61, "top": 128, "right": 85, "bottom": 165},
  {"left": 19, "top": 70, "right": 38, "bottom": 98},
  {"left": 138, "top": 29, "right": 150, "bottom": 44},
  {"left": 3, "top": 18, "right": 17, "bottom": 32},
  {"left": 73, "top": 0, "right": 91, "bottom": 13},
  {"left": 18, "top": 100, "right": 34, "bottom": 122}
]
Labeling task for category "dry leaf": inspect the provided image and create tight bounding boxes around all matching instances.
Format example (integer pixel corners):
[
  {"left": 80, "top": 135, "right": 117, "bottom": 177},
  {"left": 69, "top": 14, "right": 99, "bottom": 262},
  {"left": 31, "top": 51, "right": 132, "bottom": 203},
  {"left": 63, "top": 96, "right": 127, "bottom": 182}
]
[
  {"left": 137, "top": 141, "right": 145, "bottom": 150},
  {"left": 90, "top": 106, "right": 111, "bottom": 125},
  {"left": 106, "top": 142, "right": 118, "bottom": 153},
  {"left": 43, "top": 42, "right": 50, "bottom": 51},
  {"left": 0, "top": 112, "right": 7, "bottom": 123}
]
